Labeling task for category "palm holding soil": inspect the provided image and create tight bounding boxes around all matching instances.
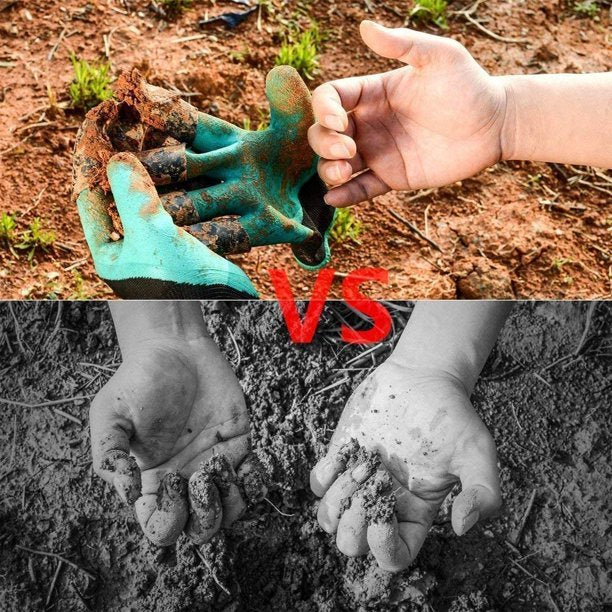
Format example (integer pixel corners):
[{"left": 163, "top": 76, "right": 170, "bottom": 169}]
[
  {"left": 311, "top": 361, "right": 501, "bottom": 572},
  {"left": 90, "top": 335, "right": 251, "bottom": 545},
  {"left": 309, "top": 21, "right": 507, "bottom": 206}
]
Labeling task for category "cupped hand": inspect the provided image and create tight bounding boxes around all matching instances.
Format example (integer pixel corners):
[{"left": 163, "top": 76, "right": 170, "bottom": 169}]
[
  {"left": 89, "top": 334, "right": 255, "bottom": 546},
  {"left": 308, "top": 20, "right": 508, "bottom": 206},
  {"left": 310, "top": 360, "right": 501, "bottom": 572}
]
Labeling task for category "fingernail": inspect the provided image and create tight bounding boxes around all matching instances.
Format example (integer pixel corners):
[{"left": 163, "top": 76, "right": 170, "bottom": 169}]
[
  {"left": 328, "top": 163, "right": 344, "bottom": 183},
  {"left": 351, "top": 462, "right": 374, "bottom": 484},
  {"left": 324, "top": 191, "right": 344, "bottom": 207},
  {"left": 325, "top": 114, "right": 345, "bottom": 132},
  {"left": 330, "top": 142, "right": 351, "bottom": 158},
  {"left": 461, "top": 509, "right": 480, "bottom": 535}
]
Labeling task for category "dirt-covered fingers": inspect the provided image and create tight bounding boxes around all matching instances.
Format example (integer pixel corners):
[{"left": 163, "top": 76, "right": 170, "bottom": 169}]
[
  {"left": 310, "top": 439, "right": 360, "bottom": 498},
  {"left": 135, "top": 471, "right": 189, "bottom": 547},
  {"left": 89, "top": 392, "right": 141, "bottom": 505},
  {"left": 187, "top": 454, "right": 249, "bottom": 544},
  {"left": 316, "top": 453, "right": 378, "bottom": 533},
  {"left": 336, "top": 488, "right": 369, "bottom": 556}
]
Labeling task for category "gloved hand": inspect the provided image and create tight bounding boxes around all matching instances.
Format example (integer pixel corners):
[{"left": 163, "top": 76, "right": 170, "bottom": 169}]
[
  {"left": 113, "top": 66, "right": 334, "bottom": 269},
  {"left": 90, "top": 328, "right": 266, "bottom": 546},
  {"left": 310, "top": 361, "right": 501, "bottom": 572},
  {"left": 73, "top": 150, "right": 258, "bottom": 299}
]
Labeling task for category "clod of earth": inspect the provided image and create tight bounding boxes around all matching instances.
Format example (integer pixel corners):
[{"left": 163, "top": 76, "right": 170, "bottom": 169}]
[{"left": 135, "top": 471, "right": 189, "bottom": 547}]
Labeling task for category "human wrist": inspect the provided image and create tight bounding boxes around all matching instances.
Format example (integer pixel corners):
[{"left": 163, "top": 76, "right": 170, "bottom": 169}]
[
  {"left": 388, "top": 302, "right": 512, "bottom": 395},
  {"left": 109, "top": 301, "right": 209, "bottom": 353},
  {"left": 496, "top": 75, "right": 519, "bottom": 163}
]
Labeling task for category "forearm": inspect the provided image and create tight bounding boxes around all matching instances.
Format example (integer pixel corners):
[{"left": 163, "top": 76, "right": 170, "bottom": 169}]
[
  {"left": 389, "top": 301, "right": 513, "bottom": 394},
  {"left": 499, "top": 72, "right": 612, "bottom": 168},
  {"left": 109, "top": 301, "right": 209, "bottom": 353}
]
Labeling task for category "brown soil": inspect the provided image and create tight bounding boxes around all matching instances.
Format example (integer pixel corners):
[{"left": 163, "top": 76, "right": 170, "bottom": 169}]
[
  {"left": 0, "top": 1, "right": 610, "bottom": 299},
  {"left": 0, "top": 301, "right": 610, "bottom": 610}
]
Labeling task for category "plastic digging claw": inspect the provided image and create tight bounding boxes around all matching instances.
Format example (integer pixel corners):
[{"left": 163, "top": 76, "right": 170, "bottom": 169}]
[{"left": 72, "top": 66, "right": 334, "bottom": 298}]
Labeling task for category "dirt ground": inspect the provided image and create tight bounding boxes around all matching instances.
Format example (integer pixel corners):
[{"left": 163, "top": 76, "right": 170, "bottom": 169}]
[
  {"left": 0, "top": 300, "right": 610, "bottom": 610},
  {"left": 0, "top": 0, "right": 611, "bottom": 299}
]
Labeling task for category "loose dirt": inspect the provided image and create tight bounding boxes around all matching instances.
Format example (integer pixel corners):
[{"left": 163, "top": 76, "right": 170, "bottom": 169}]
[
  {"left": 0, "top": 301, "right": 610, "bottom": 610},
  {"left": 0, "top": 1, "right": 610, "bottom": 298}
]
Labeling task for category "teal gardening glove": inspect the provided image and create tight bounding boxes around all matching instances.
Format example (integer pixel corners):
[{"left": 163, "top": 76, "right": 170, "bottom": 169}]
[{"left": 73, "top": 66, "right": 334, "bottom": 298}]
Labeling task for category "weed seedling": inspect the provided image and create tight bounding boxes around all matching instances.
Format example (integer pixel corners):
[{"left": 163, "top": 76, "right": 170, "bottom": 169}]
[
  {"left": 551, "top": 257, "right": 573, "bottom": 272},
  {"left": 16, "top": 218, "right": 56, "bottom": 262},
  {"left": 572, "top": 1, "right": 600, "bottom": 18},
  {"left": 69, "top": 54, "right": 113, "bottom": 111},
  {"left": 276, "top": 23, "right": 321, "bottom": 80},
  {"left": 409, "top": 0, "right": 449, "bottom": 29},
  {"left": 330, "top": 208, "right": 362, "bottom": 244},
  {"left": 0, "top": 213, "right": 17, "bottom": 246}
]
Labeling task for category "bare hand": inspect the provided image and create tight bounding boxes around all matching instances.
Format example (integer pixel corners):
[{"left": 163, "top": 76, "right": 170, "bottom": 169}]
[
  {"left": 310, "top": 360, "right": 501, "bottom": 572},
  {"left": 308, "top": 20, "right": 507, "bottom": 206}
]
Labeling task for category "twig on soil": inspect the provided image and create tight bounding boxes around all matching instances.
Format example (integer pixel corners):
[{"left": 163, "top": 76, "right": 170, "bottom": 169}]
[
  {"left": 511, "top": 488, "right": 537, "bottom": 546},
  {"left": 0, "top": 395, "right": 95, "bottom": 409},
  {"left": 52, "top": 408, "right": 82, "bottom": 426},
  {"left": 15, "top": 545, "right": 96, "bottom": 580},
  {"left": 226, "top": 326, "right": 242, "bottom": 368},
  {"left": 193, "top": 547, "right": 231, "bottom": 597},
  {"left": 14, "top": 120, "right": 57, "bottom": 134},
  {"left": 7, "top": 302, "right": 28, "bottom": 355},
  {"left": 312, "top": 377, "right": 350, "bottom": 396},
  {"left": 388, "top": 208, "right": 444, "bottom": 253},
  {"left": 48, "top": 25, "right": 68, "bottom": 61},
  {"left": 574, "top": 302, "right": 596, "bottom": 356},
  {"left": 532, "top": 373, "right": 552, "bottom": 389},
  {"left": 45, "top": 558, "right": 63, "bottom": 608},
  {"left": 458, "top": 11, "right": 529, "bottom": 44},
  {"left": 264, "top": 497, "right": 295, "bottom": 517},
  {"left": 0, "top": 134, "right": 33, "bottom": 156},
  {"left": 22, "top": 186, "right": 47, "bottom": 216},
  {"left": 510, "top": 558, "right": 549, "bottom": 587}
]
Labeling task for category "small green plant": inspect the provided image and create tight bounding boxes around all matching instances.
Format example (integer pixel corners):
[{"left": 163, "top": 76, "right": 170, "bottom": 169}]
[
  {"left": 0, "top": 213, "right": 17, "bottom": 245},
  {"left": 526, "top": 172, "right": 544, "bottom": 187},
  {"left": 15, "top": 218, "right": 56, "bottom": 262},
  {"left": 276, "top": 23, "right": 321, "bottom": 80},
  {"left": 69, "top": 270, "right": 89, "bottom": 300},
  {"left": 69, "top": 54, "right": 113, "bottom": 111},
  {"left": 242, "top": 108, "right": 269, "bottom": 131},
  {"left": 409, "top": 0, "right": 449, "bottom": 29},
  {"left": 551, "top": 257, "right": 573, "bottom": 272},
  {"left": 572, "top": 1, "right": 600, "bottom": 18},
  {"left": 330, "top": 208, "right": 362, "bottom": 244},
  {"left": 160, "top": 0, "right": 193, "bottom": 17}
]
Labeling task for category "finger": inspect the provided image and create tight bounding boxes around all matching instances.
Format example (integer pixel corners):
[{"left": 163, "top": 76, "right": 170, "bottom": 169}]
[
  {"left": 317, "top": 460, "right": 376, "bottom": 533},
  {"left": 89, "top": 391, "right": 141, "bottom": 505},
  {"left": 336, "top": 489, "right": 369, "bottom": 557},
  {"left": 310, "top": 439, "right": 359, "bottom": 498},
  {"left": 307, "top": 123, "right": 356, "bottom": 160},
  {"left": 236, "top": 453, "right": 269, "bottom": 504},
  {"left": 311, "top": 82, "right": 350, "bottom": 132},
  {"left": 367, "top": 516, "right": 412, "bottom": 573},
  {"left": 452, "top": 436, "right": 502, "bottom": 536},
  {"left": 106, "top": 152, "right": 170, "bottom": 237},
  {"left": 317, "top": 154, "right": 366, "bottom": 186},
  {"left": 186, "top": 468, "right": 223, "bottom": 545},
  {"left": 206, "top": 455, "right": 247, "bottom": 528},
  {"left": 135, "top": 471, "right": 189, "bottom": 547},
  {"left": 324, "top": 170, "right": 390, "bottom": 207},
  {"left": 360, "top": 20, "right": 448, "bottom": 68}
]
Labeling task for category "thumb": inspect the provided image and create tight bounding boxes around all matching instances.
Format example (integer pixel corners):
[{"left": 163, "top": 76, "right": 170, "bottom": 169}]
[
  {"left": 359, "top": 20, "right": 448, "bottom": 68},
  {"left": 89, "top": 387, "right": 142, "bottom": 505},
  {"left": 106, "top": 152, "right": 172, "bottom": 239},
  {"left": 451, "top": 436, "right": 501, "bottom": 536}
]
